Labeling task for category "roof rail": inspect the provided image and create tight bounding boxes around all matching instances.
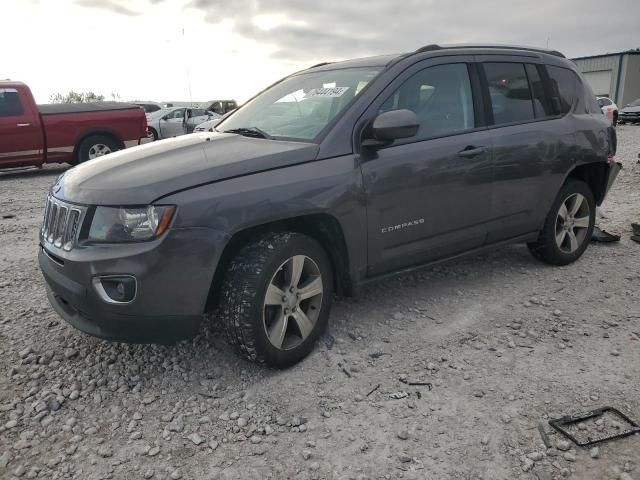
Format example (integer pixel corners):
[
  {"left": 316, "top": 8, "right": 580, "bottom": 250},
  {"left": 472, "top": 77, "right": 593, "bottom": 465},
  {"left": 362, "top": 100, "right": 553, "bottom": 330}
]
[
  {"left": 308, "top": 62, "right": 333, "bottom": 69},
  {"left": 413, "top": 43, "right": 566, "bottom": 58}
]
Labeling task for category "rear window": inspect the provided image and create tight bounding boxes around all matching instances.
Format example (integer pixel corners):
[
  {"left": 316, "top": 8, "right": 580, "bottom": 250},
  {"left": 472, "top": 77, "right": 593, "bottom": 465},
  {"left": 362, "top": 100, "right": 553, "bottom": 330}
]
[
  {"left": 546, "top": 66, "right": 577, "bottom": 115},
  {"left": 0, "top": 89, "right": 24, "bottom": 117},
  {"left": 483, "top": 63, "right": 535, "bottom": 125}
]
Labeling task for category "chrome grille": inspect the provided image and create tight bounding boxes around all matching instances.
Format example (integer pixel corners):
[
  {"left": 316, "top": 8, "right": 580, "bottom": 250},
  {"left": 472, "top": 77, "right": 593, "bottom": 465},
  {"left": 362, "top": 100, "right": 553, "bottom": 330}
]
[{"left": 41, "top": 196, "right": 85, "bottom": 251}]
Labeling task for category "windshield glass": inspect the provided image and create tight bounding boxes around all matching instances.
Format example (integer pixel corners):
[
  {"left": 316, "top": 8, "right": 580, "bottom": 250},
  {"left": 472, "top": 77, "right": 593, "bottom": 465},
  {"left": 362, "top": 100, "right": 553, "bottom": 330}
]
[
  {"left": 218, "top": 67, "right": 381, "bottom": 141},
  {"left": 629, "top": 98, "right": 640, "bottom": 107}
]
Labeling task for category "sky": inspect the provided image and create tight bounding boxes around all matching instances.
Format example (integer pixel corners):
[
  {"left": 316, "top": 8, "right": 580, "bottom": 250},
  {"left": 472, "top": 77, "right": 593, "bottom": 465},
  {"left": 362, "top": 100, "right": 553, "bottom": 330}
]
[{"left": 2, "top": 0, "right": 639, "bottom": 104}]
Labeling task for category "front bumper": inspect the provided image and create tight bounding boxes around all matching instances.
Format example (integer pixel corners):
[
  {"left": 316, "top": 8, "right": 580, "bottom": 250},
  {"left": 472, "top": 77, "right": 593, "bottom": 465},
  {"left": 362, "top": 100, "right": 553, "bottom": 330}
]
[
  {"left": 619, "top": 113, "right": 640, "bottom": 122},
  {"left": 39, "top": 227, "right": 219, "bottom": 343}
]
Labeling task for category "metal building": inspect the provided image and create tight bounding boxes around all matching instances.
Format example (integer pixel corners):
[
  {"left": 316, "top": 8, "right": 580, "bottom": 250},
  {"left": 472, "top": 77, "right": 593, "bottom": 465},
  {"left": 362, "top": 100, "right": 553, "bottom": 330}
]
[{"left": 572, "top": 49, "right": 640, "bottom": 106}]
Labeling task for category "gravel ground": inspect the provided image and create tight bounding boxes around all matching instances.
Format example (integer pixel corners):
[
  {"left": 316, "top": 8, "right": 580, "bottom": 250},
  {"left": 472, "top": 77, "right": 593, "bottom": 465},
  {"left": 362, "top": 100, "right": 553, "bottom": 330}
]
[{"left": 0, "top": 127, "right": 639, "bottom": 480}]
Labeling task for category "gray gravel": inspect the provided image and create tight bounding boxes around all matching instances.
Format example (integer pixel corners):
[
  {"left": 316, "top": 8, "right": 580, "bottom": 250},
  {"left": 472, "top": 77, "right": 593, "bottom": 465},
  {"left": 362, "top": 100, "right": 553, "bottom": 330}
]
[{"left": 1, "top": 127, "right": 640, "bottom": 479}]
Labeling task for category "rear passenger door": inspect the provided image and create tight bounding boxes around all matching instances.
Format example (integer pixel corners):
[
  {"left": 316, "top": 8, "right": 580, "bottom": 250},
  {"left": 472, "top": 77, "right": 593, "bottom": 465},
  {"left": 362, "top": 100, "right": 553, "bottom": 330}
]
[
  {"left": 478, "top": 58, "right": 576, "bottom": 242},
  {"left": 361, "top": 57, "right": 494, "bottom": 276}
]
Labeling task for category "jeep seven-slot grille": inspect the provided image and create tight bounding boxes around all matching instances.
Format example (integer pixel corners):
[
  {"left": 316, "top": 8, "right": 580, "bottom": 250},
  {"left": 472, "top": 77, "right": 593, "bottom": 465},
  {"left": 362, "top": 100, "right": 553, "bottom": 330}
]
[{"left": 41, "top": 196, "right": 85, "bottom": 251}]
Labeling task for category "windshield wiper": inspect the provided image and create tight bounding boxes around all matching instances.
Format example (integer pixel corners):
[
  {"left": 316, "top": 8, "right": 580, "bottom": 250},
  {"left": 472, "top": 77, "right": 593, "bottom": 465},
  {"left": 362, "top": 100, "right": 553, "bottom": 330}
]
[{"left": 223, "top": 127, "right": 274, "bottom": 140}]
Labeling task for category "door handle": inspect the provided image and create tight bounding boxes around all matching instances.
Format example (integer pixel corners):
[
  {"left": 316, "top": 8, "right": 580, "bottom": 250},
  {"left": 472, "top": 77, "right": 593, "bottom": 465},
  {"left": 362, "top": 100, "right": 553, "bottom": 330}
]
[
  {"left": 458, "top": 146, "right": 486, "bottom": 158},
  {"left": 16, "top": 123, "right": 31, "bottom": 128}
]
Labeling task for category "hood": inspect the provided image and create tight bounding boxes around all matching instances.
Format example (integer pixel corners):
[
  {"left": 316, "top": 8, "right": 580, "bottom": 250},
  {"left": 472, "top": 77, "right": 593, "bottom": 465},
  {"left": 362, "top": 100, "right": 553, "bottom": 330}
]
[
  {"left": 56, "top": 133, "right": 319, "bottom": 205},
  {"left": 621, "top": 105, "right": 640, "bottom": 113}
]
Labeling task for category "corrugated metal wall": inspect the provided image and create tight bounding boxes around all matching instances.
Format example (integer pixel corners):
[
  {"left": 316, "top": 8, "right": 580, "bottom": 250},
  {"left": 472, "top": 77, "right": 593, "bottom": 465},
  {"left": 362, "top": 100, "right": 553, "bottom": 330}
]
[
  {"left": 620, "top": 55, "right": 640, "bottom": 106},
  {"left": 574, "top": 55, "right": 621, "bottom": 101}
]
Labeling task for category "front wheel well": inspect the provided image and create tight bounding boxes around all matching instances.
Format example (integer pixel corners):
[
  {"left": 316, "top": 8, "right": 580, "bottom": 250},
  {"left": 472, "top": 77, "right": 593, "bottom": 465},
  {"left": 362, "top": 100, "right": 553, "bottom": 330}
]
[
  {"left": 566, "top": 162, "right": 609, "bottom": 205},
  {"left": 206, "top": 214, "right": 353, "bottom": 310}
]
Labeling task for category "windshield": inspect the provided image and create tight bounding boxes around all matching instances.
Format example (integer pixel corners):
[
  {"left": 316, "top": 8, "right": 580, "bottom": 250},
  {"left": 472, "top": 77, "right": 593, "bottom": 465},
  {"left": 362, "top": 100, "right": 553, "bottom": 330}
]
[
  {"left": 629, "top": 98, "right": 640, "bottom": 107},
  {"left": 217, "top": 67, "right": 381, "bottom": 141}
]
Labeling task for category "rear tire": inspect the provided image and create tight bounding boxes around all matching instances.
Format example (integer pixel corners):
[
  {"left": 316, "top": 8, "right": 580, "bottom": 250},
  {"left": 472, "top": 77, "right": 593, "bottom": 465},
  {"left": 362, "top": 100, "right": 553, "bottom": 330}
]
[
  {"left": 147, "top": 128, "right": 158, "bottom": 141},
  {"left": 214, "top": 232, "right": 334, "bottom": 368},
  {"left": 76, "top": 135, "right": 119, "bottom": 164},
  {"left": 527, "top": 179, "right": 595, "bottom": 266}
]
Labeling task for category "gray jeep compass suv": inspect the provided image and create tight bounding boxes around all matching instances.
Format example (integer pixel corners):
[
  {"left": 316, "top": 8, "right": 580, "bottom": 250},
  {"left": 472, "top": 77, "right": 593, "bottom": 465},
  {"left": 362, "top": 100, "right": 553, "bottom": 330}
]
[{"left": 39, "top": 44, "right": 619, "bottom": 368}]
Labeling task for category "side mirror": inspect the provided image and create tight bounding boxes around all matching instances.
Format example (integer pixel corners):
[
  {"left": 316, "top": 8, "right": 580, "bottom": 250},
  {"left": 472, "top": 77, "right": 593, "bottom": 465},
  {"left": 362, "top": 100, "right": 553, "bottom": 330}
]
[{"left": 363, "top": 109, "right": 419, "bottom": 147}]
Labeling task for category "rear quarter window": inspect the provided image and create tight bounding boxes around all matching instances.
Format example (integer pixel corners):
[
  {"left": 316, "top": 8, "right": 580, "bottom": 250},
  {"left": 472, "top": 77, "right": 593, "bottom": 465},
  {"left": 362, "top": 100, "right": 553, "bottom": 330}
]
[
  {"left": 0, "top": 89, "right": 24, "bottom": 117},
  {"left": 546, "top": 66, "right": 578, "bottom": 115}
]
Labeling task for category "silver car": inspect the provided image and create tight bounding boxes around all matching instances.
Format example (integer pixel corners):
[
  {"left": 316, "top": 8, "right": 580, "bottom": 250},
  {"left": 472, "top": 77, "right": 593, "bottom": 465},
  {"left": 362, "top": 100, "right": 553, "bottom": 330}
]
[{"left": 146, "top": 107, "right": 215, "bottom": 140}]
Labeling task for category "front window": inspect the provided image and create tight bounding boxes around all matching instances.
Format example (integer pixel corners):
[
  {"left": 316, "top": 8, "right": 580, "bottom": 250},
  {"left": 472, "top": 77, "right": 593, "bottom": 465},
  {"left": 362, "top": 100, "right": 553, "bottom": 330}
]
[{"left": 218, "top": 68, "right": 381, "bottom": 141}]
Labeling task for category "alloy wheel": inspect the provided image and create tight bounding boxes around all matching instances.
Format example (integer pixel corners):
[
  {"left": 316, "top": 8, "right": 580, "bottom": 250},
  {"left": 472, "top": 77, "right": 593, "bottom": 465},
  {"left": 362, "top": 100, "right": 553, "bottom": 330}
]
[
  {"left": 263, "top": 255, "right": 323, "bottom": 350},
  {"left": 88, "top": 144, "right": 112, "bottom": 159},
  {"left": 555, "top": 193, "right": 590, "bottom": 253}
]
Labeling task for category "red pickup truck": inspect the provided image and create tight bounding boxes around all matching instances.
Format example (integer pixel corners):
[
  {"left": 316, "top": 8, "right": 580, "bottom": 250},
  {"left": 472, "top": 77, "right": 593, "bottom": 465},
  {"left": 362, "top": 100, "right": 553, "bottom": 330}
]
[{"left": 0, "top": 81, "right": 148, "bottom": 169}]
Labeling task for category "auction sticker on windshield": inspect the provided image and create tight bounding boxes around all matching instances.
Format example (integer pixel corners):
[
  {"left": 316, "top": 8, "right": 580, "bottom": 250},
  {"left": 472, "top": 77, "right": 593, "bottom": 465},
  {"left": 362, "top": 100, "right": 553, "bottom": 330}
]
[{"left": 306, "top": 87, "right": 349, "bottom": 98}]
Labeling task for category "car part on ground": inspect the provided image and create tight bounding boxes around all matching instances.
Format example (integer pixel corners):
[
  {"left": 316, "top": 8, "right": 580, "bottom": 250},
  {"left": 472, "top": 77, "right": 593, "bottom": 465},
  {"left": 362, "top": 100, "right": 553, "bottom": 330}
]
[
  {"left": 549, "top": 407, "right": 640, "bottom": 447},
  {"left": 38, "top": 44, "right": 619, "bottom": 367}
]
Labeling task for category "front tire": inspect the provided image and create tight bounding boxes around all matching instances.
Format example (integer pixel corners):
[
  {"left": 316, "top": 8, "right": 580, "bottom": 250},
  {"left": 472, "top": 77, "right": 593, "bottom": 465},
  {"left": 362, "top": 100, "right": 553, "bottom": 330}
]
[
  {"left": 528, "top": 179, "right": 595, "bottom": 266},
  {"left": 215, "top": 232, "right": 334, "bottom": 368},
  {"left": 76, "top": 135, "right": 119, "bottom": 163}
]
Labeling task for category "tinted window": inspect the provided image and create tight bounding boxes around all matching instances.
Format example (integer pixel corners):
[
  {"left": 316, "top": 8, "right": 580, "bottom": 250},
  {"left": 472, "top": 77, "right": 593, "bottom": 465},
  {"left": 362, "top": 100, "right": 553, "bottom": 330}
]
[
  {"left": 525, "top": 64, "right": 554, "bottom": 118},
  {"left": 484, "top": 63, "right": 534, "bottom": 125},
  {"left": 0, "top": 89, "right": 24, "bottom": 117},
  {"left": 379, "top": 63, "right": 475, "bottom": 141},
  {"left": 598, "top": 98, "right": 611, "bottom": 107},
  {"left": 190, "top": 109, "right": 206, "bottom": 117},
  {"left": 546, "top": 66, "right": 577, "bottom": 115}
]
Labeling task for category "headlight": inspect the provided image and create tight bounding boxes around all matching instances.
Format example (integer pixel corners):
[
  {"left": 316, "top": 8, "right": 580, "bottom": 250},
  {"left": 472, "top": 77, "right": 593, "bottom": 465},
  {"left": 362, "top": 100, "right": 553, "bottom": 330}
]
[{"left": 88, "top": 205, "right": 176, "bottom": 242}]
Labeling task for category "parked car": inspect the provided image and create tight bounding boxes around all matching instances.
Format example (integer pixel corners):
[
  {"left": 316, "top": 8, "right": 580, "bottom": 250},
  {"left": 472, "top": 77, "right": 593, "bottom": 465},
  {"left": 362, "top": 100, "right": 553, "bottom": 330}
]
[
  {"left": 146, "top": 107, "right": 215, "bottom": 140},
  {"left": 618, "top": 98, "right": 640, "bottom": 124},
  {"left": 206, "top": 100, "right": 238, "bottom": 115},
  {"left": 133, "top": 101, "right": 162, "bottom": 114},
  {"left": 0, "top": 81, "right": 148, "bottom": 169},
  {"left": 39, "top": 44, "right": 619, "bottom": 368},
  {"left": 597, "top": 97, "right": 618, "bottom": 126}
]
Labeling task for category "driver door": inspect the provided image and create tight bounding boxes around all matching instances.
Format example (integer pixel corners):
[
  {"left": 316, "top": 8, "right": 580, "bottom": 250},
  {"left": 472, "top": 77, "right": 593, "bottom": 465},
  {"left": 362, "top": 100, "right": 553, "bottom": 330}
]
[
  {"left": 159, "top": 108, "right": 186, "bottom": 137},
  {"left": 360, "top": 58, "right": 494, "bottom": 276}
]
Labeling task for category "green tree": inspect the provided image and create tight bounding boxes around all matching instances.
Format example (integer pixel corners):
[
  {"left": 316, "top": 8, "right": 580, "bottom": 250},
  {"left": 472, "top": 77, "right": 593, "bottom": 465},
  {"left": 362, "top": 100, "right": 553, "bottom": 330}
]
[{"left": 49, "top": 91, "right": 105, "bottom": 103}]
